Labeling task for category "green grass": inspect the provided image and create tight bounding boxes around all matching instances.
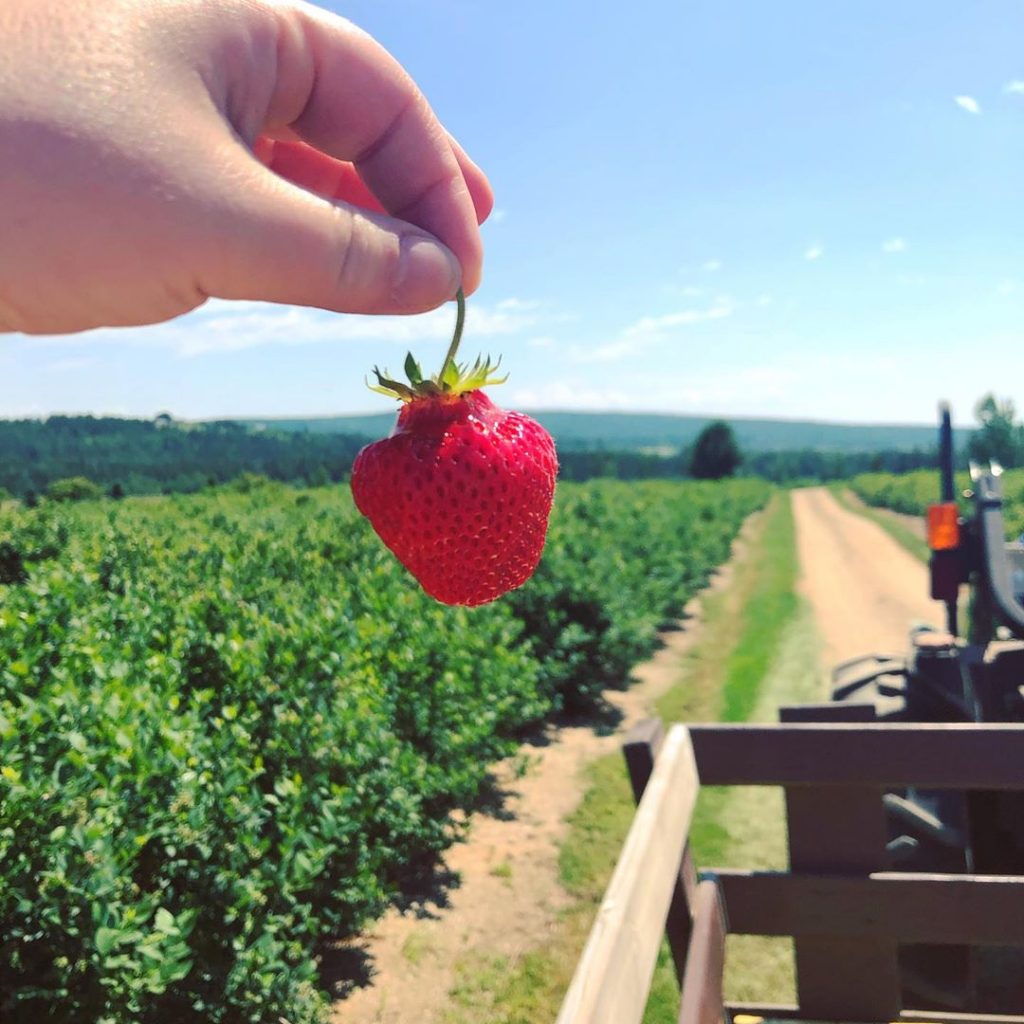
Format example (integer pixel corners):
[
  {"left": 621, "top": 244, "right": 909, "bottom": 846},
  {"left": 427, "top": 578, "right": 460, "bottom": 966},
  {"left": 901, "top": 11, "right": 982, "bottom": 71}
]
[
  {"left": 489, "top": 861, "right": 514, "bottom": 883},
  {"left": 444, "top": 492, "right": 820, "bottom": 1023},
  {"left": 401, "top": 930, "right": 437, "bottom": 966},
  {"left": 831, "top": 485, "right": 929, "bottom": 563}
]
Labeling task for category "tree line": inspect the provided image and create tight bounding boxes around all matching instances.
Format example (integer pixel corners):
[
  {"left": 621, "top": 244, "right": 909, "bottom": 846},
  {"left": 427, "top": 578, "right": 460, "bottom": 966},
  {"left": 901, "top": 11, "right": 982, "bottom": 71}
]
[
  {"left": 0, "top": 409, "right": 981, "bottom": 503},
  {"left": 0, "top": 415, "right": 368, "bottom": 502}
]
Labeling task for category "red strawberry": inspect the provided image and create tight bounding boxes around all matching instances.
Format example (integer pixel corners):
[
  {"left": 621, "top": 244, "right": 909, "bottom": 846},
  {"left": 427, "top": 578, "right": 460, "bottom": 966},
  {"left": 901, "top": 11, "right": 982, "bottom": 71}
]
[{"left": 350, "top": 293, "right": 558, "bottom": 606}]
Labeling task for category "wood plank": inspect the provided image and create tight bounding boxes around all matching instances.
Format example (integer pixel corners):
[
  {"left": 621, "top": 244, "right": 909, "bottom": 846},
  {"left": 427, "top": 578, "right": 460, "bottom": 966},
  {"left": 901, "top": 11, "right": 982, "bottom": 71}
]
[
  {"left": 778, "top": 701, "right": 878, "bottom": 722},
  {"left": 556, "top": 725, "right": 700, "bottom": 1024},
  {"left": 726, "top": 1002, "right": 1024, "bottom": 1024},
  {"left": 623, "top": 717, "right": 698, "bottom": 986},
  {"left": 677, "top": 880, "right": 727, "bottom": 1024},
  {"left": 689, "top": 723, "right": 1024, "bottom": 789},
  {"left": 715, "top": 870, "right": 1024, "bottom": 945},
  {"left": 778, "top": 703, "right": 901, "bottom": 1019}
]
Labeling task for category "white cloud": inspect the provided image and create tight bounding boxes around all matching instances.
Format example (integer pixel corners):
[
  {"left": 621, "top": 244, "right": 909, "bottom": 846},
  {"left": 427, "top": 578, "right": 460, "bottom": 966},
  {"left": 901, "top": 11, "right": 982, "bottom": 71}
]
[
  {"left": 701, "top": 259, "right": 722, "bottom": 272},
  {"left": 622, "top": 302, "right": 733, "bottom": 340},
  {"left": 881, "top": 237, "right": 907, "bottom": 253},
  {"left": 954, "top": 95, "right": 981, "bottom": 115},
  {"left": 495, "top": 297, "right": 541, "bottom": 312},
  {"left": 560, "top": 301, "right": 733, "bottom": 366},
  {"left": 35, "top": 298, "right": 543, "bottom": 359},
  {"left": 1004, "top": 81, "right": 1024, "bottom": 95},
  {"left": 755, "top": 293, "right": 774, "bottom": 306},
  {"left": 682, "top": 286, "right": 705, "bottom": 297},
  {"left": 569, "top": 339, "right": 639, "bottom": 363},
  {"left": 803, "top": 244, "right": 824, "bottom": 261},
  {"left": 526, "top": 335, "right": 555, "bottom": 348},
  {"left": 997, "top": 280, "right": 1018, "bottom": 295},
  {"left": 489, "top": 208, "right": 507, "bottom": 223}
]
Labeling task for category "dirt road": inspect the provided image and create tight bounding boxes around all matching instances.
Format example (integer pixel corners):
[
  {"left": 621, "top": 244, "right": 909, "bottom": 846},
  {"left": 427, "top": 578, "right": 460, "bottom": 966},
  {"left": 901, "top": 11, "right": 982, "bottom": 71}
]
[{"left": 791, "top": 487, "right": 941, "bottom": 669}]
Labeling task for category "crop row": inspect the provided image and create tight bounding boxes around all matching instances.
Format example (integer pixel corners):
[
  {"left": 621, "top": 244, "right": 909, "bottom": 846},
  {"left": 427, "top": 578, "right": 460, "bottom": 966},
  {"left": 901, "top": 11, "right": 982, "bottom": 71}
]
[
  {"left": 0, "top": 477, "right": 770, "bottom": 1022},
  {"left": 849, "top": 469, "right": 1024, "bottom": 538}
]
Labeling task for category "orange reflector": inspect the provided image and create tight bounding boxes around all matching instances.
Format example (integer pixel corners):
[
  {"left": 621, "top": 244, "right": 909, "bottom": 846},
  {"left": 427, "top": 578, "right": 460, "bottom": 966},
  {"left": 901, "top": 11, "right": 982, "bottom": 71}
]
[{"left": 927, "top": 502, "right": 960, "bottom": 551}]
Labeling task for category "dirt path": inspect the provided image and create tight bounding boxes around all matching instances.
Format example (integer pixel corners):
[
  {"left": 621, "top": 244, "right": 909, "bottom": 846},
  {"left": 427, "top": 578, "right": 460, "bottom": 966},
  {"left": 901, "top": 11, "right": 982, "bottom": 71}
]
[
  {"left": 331, "top": 514, "right": 763, "bottom": 1024},
  {"left": 791, "top": 487, "right": 940, "bottom": 669}
]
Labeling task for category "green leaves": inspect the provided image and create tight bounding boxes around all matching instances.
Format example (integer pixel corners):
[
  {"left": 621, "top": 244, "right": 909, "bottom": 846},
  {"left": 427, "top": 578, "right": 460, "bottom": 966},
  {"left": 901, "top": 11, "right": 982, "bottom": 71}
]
[{"left": 0, "top": 478, "right": 770, "bottom": 1022}]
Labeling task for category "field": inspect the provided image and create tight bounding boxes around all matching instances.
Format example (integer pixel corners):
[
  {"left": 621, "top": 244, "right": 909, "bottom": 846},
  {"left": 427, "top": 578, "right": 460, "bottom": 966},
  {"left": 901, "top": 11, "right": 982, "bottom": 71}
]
[
  {"left": 0, "top": 477, "right": 770, "bottom": 1023},
  {"left": 849, "top": 467, "right": 1024, "bottom": 537}
]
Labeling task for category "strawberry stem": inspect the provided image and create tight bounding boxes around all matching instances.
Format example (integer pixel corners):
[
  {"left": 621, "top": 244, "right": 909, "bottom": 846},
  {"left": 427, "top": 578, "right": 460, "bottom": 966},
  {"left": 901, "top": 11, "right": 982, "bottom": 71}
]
[{"left": 437, "top": 289, "right": 466, "bottom": 385}]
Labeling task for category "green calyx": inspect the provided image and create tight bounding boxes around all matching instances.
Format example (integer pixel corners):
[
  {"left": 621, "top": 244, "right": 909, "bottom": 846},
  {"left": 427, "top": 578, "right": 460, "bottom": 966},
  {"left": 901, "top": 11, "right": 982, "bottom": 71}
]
[{"left": 368, "top": 289, "right": 508, "bottom": 402}]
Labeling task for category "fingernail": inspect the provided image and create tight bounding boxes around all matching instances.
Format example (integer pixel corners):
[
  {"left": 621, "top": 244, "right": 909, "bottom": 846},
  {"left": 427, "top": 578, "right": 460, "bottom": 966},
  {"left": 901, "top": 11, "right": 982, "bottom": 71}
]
[{"left": 395, "top": 235, "right": 461, "bottom": 311}]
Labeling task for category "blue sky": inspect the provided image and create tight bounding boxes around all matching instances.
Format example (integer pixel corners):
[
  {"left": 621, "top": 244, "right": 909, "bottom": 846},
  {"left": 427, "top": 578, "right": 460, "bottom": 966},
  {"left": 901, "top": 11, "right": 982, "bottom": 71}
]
[{"left": 4, "top": 0, "right": 1023, "bottom": 426}]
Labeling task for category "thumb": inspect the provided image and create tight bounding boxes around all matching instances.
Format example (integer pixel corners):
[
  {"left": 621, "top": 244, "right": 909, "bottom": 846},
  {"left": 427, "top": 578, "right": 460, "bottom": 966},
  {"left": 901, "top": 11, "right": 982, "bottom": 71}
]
[{"left": 194, "top": 157, "right": 463, "bottom": 315}]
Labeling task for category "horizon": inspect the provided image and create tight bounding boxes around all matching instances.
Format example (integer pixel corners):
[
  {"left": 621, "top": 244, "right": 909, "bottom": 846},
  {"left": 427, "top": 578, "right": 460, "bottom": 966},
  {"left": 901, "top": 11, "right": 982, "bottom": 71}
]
[{"left": 0, "top": 404, "right": 973, "bottom": 432}]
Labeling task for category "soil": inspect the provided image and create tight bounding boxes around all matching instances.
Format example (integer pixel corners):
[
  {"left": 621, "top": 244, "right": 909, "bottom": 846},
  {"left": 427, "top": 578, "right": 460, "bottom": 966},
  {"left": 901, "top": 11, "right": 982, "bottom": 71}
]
[
  {"left": 791, "top": 487, "right": 939, "bottom": 669},
  {"left": 330, "top": 513, "right": 762, "bottom": 1023}
]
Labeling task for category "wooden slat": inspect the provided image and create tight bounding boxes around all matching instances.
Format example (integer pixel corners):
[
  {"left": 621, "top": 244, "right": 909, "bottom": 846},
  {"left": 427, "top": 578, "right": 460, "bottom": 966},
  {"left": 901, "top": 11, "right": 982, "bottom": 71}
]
[
  {"left": 623, "top": 718, "right": 698, "bottom": 985},
  {"left": 779, "top": 703, "right": 901, "bottom": 1019},
  {"left": 689, "top": 723, "right": 1024, "bottom": 789},
  {"left": 778, "top": 701, "right": 878, "bottom": 722},
  {"left": 677, "top": 880, "right": 727, "bottom": 1024},
  {"left": 726, "top": 1002, "right": 1024, "bottom": 1024},
  {"left": 715, "top": 870, "right": 1024, "bottom": 945},
  {"left": 899, "top": 1013, "right": 1024, "bottom": 1024},
  {"left": 556, "top": 725, "right": 700, "bottom": 1024}
]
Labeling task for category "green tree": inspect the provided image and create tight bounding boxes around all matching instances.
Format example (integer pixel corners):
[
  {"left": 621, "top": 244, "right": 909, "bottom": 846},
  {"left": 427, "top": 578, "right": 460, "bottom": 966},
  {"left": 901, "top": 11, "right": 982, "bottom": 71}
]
[
  {"left": 690, "top": 420, "right": 742, "bottom": 480},
  {"left": 46, "top": 476, "right": 103, "bottom": 502},
  {"left": 968, "top": 394, "right": 1023, "bottom": 469}
]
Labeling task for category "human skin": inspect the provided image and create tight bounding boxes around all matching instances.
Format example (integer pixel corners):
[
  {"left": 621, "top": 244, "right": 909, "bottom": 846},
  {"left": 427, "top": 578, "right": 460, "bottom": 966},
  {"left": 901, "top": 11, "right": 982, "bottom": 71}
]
[{"left": 0, "top": 0, "right": 493, "bottom": 335}]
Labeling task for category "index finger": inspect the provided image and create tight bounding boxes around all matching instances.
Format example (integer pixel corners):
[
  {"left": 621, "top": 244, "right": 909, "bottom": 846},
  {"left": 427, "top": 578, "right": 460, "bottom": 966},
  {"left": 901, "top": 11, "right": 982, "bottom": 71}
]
[{"left": 259, "top": 2, "right": 487, "bottom": 294}]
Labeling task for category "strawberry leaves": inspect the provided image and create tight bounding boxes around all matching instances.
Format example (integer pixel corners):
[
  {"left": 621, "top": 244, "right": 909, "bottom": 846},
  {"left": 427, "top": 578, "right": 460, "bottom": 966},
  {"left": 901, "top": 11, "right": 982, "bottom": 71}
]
[{"left": 367, "top": 290, "right": 508, "bottom": 403}]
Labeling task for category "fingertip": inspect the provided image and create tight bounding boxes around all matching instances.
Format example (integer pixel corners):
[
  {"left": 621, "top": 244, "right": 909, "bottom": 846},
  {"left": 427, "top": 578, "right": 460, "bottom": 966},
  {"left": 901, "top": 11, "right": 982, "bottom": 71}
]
[{"left": 394, "top": 234, "right": 461, "bottom": 312}]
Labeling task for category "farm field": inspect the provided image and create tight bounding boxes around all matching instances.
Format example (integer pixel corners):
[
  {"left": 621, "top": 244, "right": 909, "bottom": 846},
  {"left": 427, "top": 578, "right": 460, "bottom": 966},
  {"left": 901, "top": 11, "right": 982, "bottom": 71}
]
[
  {"left": 850, "top": 467, "right": 1024, "bottom": 538},
  {"left": 0, "top": 476, "right": 769, "bottom": 1023}
]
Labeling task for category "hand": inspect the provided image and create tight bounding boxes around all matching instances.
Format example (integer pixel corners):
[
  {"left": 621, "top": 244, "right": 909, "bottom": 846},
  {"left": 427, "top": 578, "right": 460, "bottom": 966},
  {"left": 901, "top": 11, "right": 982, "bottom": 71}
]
[{"left": 0, "top": 0, "right": 493, "bottom": 335}]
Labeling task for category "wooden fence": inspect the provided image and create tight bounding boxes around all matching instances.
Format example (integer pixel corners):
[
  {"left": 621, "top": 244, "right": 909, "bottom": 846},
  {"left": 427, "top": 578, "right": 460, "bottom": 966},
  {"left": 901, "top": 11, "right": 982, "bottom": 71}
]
[{"left": 556, "top": 718, "right": 1024, "bottom": 1024}]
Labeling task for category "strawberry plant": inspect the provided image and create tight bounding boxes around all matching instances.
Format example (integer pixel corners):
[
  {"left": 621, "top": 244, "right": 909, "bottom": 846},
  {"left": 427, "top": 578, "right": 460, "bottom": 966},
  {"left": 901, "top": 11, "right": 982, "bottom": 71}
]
[{"left": 0, "top": 475, "right": 769, "bottom": 1022}]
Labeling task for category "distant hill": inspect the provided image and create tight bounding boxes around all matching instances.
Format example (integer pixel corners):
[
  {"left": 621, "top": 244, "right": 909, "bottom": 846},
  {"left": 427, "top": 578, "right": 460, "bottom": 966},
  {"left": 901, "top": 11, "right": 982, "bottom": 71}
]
[{"left": 244, "top": 410, "right": 959, "bottom": 454}]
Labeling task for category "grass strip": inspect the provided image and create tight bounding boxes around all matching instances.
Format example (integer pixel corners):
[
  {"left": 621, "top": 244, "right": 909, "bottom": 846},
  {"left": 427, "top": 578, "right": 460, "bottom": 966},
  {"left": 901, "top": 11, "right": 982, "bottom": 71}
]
[{"left": 444, "top": 492, "right": 815, "bottom": 1023}]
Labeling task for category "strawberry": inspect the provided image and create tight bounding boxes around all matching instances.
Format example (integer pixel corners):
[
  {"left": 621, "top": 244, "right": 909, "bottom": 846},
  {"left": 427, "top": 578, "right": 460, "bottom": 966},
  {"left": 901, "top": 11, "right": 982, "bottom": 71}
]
[{"left": 351, "top": 292, "right": 558, "bottom": 606}]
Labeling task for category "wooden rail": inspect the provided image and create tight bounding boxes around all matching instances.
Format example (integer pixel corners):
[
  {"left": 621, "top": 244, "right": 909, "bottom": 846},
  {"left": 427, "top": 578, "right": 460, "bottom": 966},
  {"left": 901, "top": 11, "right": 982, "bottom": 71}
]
[
  {"left": 554, "top": 723, "right": 699, "bottom": 1024},
  {"left": 555, "top": 719, "right": 1024, "bottom": 1024}
]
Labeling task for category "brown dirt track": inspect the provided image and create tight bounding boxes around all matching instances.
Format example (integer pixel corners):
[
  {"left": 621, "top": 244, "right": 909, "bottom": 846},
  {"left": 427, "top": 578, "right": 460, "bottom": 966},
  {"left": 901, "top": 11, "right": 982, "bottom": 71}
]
[{"left": 791, "top": 487, "right": 940, "bottom": 669}]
